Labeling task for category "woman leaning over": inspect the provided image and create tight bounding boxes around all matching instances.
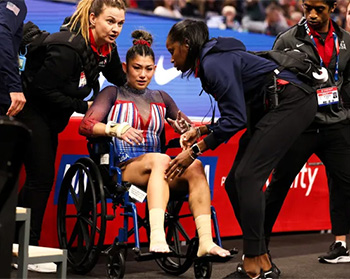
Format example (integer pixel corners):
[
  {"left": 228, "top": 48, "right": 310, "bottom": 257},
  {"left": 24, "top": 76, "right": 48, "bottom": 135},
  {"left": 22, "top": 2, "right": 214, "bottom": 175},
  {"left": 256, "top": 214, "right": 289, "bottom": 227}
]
[
  {"left": 17, "top": 0, "right": 127, "bottom": 272},
  {"left": 165, "top": 19, "right": 317, "bottom": 278}
]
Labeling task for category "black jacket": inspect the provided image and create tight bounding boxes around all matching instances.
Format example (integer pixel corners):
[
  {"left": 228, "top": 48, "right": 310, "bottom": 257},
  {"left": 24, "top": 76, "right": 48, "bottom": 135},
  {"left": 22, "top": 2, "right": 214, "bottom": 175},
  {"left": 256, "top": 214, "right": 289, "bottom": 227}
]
[
  {"left": 199, "top": 37, "right": 300, "bottom": 150},
  {"left": 273, "top": 18, "right": 350, "bottom": 125},
  {"left": 25, "top": 30, "right": 126, "bottom": 132}
]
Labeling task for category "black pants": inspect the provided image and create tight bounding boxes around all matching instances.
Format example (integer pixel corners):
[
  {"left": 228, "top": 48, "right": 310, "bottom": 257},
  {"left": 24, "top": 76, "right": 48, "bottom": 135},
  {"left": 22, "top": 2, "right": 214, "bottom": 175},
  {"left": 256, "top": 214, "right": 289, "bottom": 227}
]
[
  {"left": 16, "top": 105, "right": 58, "bottom": 245},
  {"left": 224, "top": 84, "right": 317, "bottom": 256},
  {"left": 265, "top": 122, "right": 350, "bottom": 247}
]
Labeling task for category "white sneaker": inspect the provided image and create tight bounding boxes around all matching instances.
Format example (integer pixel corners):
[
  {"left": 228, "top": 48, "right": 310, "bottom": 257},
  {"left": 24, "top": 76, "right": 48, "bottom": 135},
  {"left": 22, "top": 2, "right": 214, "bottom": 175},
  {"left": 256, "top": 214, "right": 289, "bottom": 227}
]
[{"left": 27, "top": 263, "right": 57, "bottom": 273}]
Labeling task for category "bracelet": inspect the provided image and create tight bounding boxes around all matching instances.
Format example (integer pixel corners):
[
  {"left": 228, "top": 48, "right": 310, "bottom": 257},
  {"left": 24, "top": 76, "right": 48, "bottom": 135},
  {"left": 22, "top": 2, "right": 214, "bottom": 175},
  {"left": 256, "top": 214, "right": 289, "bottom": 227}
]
[
  {"left": 195, "top": 127, "right": 201, "bottom": 139},
  {"left": 188, "top": 149, "right": 196, "bottom": 160}
]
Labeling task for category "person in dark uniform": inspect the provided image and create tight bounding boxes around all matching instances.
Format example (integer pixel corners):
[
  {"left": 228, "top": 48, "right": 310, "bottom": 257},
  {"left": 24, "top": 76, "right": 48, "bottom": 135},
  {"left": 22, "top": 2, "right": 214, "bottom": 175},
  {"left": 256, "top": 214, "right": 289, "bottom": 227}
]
[
  {"left": 0, "top": 0, "right": 27, "bottom": 116},
  {"left": 0, "top": 1, "right": 27, "bottom": 276},
  {"left": 264, "top": 0, "right": 350, "bottom": 266},
  {"left": 165, "top": 19, "right": 317, "bottom": 278},
  {"left": 16, "top": 0, "right": 127, "bottom": 273}
]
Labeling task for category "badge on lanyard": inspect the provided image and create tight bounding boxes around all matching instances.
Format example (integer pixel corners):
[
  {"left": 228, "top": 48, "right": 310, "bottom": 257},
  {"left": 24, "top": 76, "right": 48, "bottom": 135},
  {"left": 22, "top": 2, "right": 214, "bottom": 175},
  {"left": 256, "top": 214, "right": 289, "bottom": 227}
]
[
  {"left": 78, "top": 71, "right": 87, "bottom": 88},
  {"left": 18, "top": 54, "right": 26, "bottom": 72},
  {"left": 316, "top": 86, "right": 339, "bottom": 106}
]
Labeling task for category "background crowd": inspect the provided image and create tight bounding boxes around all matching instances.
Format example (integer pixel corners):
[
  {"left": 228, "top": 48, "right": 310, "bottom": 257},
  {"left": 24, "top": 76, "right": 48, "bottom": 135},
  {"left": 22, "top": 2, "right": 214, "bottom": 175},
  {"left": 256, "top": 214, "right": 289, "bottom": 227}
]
[{"left": 116, "top": 0, "right": 350, "bottom": 35}]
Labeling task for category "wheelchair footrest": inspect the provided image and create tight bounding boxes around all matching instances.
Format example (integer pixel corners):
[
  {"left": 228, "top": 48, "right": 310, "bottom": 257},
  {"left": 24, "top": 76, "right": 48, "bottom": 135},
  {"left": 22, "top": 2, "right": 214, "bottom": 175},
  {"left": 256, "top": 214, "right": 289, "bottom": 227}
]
[{"left": 134, "top": 251, "right": 179, "bottom": 262}]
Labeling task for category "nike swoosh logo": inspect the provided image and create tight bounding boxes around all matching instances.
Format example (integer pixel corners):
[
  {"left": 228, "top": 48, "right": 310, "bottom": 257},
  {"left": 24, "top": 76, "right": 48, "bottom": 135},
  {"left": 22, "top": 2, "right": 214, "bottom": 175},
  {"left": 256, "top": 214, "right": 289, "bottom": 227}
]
[
  {"left": 296, "top": 43, "right": 304, "bottom": 47},
  {"left": 154, "top": 55, "right": 181, "bottom": 85}
]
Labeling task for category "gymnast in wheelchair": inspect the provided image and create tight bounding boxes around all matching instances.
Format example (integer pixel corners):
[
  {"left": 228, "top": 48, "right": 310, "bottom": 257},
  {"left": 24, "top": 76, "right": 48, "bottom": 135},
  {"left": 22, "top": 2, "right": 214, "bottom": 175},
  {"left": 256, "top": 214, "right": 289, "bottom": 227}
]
[{"left": 79, "top": 29, "right": 231, "bottom": 260}]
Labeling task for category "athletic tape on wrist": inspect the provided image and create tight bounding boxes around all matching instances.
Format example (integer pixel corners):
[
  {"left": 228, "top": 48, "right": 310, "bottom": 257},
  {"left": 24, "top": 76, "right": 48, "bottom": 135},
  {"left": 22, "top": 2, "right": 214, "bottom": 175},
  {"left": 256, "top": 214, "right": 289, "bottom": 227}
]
[
  {"left": 105, "top": 121, "right": 131, "bottom": 138},
  {"left": 105, "top": 121, "right": 118, "bottom": 137},
  {"left": 116, "top": 122, "right": 131, "bottom": 137}
]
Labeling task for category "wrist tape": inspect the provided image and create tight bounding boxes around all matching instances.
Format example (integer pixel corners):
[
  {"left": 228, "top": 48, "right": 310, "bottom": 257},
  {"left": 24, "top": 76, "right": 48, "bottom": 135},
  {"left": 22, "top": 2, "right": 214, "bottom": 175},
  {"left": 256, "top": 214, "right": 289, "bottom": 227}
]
[{"left": 105, "top": 121, "right": 131, "bottom": 138}]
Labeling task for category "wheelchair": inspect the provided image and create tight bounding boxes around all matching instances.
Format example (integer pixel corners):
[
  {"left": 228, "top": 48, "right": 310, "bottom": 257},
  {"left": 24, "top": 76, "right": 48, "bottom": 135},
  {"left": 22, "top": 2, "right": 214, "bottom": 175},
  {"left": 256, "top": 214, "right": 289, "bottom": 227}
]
[{"left": 57, "top": 135, "right": 237, "bottom": 279}]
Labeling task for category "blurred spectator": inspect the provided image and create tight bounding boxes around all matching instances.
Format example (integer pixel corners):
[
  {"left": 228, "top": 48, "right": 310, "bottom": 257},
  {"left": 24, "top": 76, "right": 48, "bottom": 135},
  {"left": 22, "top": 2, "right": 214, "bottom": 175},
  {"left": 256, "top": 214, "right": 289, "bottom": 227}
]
[
  {"left": 332, "top": 0, "right": 348, "bottom": 28},
  {"left": 202, "top": 0, "right": 223, "bottom": 19},
  {"left": 137, "top": 0, "right": 155, "bottom": 11},
  {"left": 241, "top": 0, "right": 266, "bottom": 33},
  {"left": 287, "top": 10, "right": 302, "bottom": 26},
  {"left": 221, "top": 5, "right": 242, "bottom": 30},
  {"left": 264, "top": 3, "right": 288, "bottom": 35},
  {"left": 179, "top": 0, "right": 201, "bottom": 18},
  {"left": 346, "top": 0, "right": 350, "bottom": 32},
  {"left": 125, "top": 0, "right": 138, "bottom": 8},
  {"left": 154, "top": 0, "right": 182, "bottom": 18},
  {"left": 223, "top": 0, "right": 244, "bottom": 22}
]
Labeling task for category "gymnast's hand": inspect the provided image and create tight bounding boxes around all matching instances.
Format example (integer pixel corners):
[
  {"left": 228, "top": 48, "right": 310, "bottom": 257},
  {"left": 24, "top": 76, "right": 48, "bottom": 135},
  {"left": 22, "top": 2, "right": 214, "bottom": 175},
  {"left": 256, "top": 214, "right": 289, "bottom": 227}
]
[
  {"left": 167, "top": 110, "right": 192, "bottom": 134},
  {"left": 120, "top": 126, "right": 144, "bottom": 146},
  {"left": 105, "top": 121, "right": 144, "bottom": 145},
  {"left": 180, "top": 128, "right": 198, "bottom": 150}
]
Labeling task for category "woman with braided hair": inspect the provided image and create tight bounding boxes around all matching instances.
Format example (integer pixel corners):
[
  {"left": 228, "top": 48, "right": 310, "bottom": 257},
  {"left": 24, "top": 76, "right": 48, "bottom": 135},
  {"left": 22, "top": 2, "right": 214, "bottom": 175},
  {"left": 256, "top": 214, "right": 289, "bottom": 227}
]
[
  {"left": 165, "top": 19, "right": 318, "bottom": 278},
  {"left": 79, "top": 29, "right": 231, "bottom": 258},
  {"left": 16, "top": 0, "right": 127, "bottom": 272}
]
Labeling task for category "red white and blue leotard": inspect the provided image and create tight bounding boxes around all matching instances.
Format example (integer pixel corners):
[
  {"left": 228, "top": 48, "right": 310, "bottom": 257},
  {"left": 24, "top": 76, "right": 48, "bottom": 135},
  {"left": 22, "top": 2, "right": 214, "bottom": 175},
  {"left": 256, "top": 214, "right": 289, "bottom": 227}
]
[{"left": 80, "top": 84, "right": 183, "bottom": 164}]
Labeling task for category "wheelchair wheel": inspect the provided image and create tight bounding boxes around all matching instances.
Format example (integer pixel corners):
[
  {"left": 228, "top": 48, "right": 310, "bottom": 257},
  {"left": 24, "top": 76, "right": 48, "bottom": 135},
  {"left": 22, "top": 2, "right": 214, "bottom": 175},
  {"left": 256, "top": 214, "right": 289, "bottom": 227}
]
[
  {"left": 155, "top": 200, "right": 194, "bottom": 276},
  {"left": 106, "top": 249, "right": 126, "bottom": 279},
  {"left": 57, "top": 157, "right": 107, "bottom": 274},
  {"left": 194, "top": 260, "right": 212, "bottom": 279}
]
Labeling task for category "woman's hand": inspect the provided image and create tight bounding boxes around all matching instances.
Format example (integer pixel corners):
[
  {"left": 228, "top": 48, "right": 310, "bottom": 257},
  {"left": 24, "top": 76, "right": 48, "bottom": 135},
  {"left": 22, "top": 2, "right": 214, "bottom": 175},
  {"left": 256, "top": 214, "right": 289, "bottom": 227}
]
[
  {"left": 7, "top": 92, "right": 26, "bottom": 116},
  {"left": 165, "top": 149, "right": 195, "bottom": 180},
  {"left": 180, "top": 128, "right": 198, "bottom": 150},
  {"left": 167, "top": 110, "right": 192, "bottom": 134},
  {"left": 105, "top": 121, "right": 144, "bottom": 145},
  {"left": 120, "top": 126, "right": 144, "bottom": 145}
]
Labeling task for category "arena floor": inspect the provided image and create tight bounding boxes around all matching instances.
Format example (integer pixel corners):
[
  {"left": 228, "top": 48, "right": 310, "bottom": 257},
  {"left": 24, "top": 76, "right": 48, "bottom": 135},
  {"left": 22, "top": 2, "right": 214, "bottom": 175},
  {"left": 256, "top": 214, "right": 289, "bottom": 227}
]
[{"left": 11, "top": 231, "right": 350, "bottom": 279}]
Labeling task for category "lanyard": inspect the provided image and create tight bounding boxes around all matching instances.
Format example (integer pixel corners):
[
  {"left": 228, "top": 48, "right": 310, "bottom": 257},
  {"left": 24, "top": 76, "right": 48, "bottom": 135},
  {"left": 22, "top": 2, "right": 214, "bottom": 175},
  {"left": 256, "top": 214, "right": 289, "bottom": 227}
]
[{"left": 304, "top": 22, "right": 339, "bottom": 81}]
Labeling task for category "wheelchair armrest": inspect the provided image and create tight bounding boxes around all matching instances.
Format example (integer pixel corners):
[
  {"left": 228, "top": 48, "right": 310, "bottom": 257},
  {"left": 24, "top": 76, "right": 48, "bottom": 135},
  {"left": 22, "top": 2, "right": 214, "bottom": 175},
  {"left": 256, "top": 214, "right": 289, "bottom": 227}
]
[{"left": 87, "top": 136, "right": 112, "bottom": 156}]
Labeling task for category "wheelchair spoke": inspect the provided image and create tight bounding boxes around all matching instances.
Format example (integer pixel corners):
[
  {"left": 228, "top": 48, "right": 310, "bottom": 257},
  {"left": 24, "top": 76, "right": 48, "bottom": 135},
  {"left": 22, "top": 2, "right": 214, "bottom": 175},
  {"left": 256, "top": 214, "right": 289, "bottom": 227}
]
[
  {"left": 67, "top": 221, "right": 80, "bottom": 249},
  {"left": 173, "top": 221, "right": 191, "bottom": 243},
  {"left": 78, "top": 218, "right": 92, "bottom": 250},
  {"left": 77, "top": 168, "right": 85, "bottom": 209},
  {"left": 68, "top": 183, "right": 79, "bottom": 209}
]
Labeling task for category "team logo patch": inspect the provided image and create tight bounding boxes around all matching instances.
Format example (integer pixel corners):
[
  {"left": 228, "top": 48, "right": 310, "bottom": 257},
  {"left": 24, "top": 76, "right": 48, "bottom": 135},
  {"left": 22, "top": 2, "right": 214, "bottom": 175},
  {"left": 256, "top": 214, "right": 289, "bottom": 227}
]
[
  {"left": 6, "top": 1, "right": 20, "bottom": 16},
  {"left": 340, "top": 40, "right": 346, "bottom": 50}
]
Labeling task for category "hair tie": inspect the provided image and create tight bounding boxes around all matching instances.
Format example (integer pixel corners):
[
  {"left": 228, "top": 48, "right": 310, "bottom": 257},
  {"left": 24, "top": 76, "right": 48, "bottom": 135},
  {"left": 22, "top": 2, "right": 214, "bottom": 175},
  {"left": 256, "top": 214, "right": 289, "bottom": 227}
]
[{"left": 134, "top": 39, "right": 150, "bottom": 47}]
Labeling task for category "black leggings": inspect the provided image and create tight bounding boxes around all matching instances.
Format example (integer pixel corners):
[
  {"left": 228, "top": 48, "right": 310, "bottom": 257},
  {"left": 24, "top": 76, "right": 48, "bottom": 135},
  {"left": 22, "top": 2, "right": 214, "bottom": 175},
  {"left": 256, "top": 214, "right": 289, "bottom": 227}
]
[
  {"left": 224, "top": 84, "right": 317, "bottom": 256},
  {"left": 16, "top": 105, "right": 58, "bottom": 245}
]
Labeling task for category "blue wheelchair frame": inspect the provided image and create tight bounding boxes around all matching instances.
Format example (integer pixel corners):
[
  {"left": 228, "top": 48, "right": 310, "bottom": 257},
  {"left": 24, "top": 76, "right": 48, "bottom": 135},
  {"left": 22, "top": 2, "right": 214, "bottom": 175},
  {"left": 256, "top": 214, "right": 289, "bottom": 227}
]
[{"left": 101, "top": 140, "right": 223, "bottom": 250}]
